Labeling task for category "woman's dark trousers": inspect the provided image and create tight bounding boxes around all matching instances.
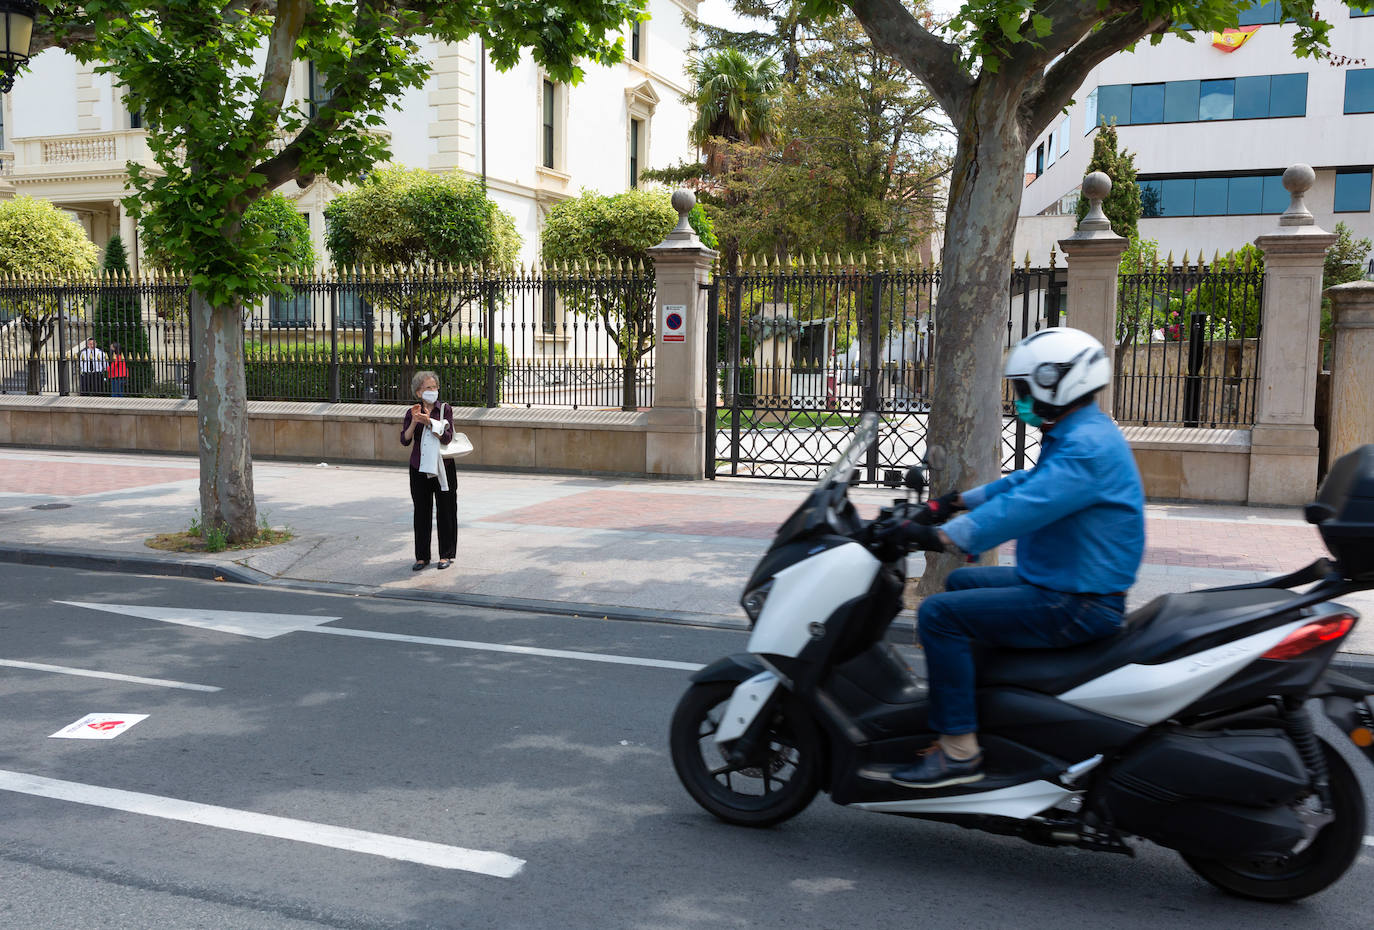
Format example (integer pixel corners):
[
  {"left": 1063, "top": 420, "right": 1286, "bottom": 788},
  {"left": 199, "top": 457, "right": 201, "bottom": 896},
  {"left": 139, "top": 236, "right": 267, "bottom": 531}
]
[{"left": 409, "top": 460, "right": 458, "bottom": 562}]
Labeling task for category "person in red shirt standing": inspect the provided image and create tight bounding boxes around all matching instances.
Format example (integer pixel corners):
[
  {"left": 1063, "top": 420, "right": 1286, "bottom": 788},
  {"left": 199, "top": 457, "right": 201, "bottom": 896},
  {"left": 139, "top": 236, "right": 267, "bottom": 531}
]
[{"left": 107, "top": 343, "right": 129, "bottom": 397}]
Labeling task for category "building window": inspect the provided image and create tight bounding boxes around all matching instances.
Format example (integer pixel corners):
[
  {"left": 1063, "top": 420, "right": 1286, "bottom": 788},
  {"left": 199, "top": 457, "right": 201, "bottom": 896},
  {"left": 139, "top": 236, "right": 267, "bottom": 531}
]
[
  {"left": 631, "top": 21, "right": 642, "bottom": 62},
  {"left": 269, "top": 288, "right": 312, "bottom": 328},
  {"left": 630, "top": 117, "right": 643, "bottom": 187},
  {"left": 307, "top": 61, "right": 331, "bottom": 119},
  {"left": 1138, "top": 173, "right": 1288, "bottom": 218},
  {"left": 1334, "top": 170, "right": 1373, "bottom": 213},
  {"left": 1237, "top": 0, "right": 1285, "bottom": 25},
  {"left": 1354, "top": 7, "right": 1374, "bottom": 16},
  {"left": 1083, "top": 87, "right": 1098, "bottom": 135},
  {"left": 128, "top": 108, "right": 142, "bottom": 130},
  {"left": 1346, "top": 69, "right": 1374, "bottom": 115},
  {"left": 542, "top": 79, "right": 556, "bottom": 169},
  {"left": 541, "top": 282, "right": 557, "bottom": 333},
  {"left": 1057, "top": 116, "right": 1070, "bottom": 156},
  {"left": 1091, "top": 73, "right": 1307, "bottom": 128},
  {"left": 1034, "top": 142, "right": 1044, "bottom": 177}
]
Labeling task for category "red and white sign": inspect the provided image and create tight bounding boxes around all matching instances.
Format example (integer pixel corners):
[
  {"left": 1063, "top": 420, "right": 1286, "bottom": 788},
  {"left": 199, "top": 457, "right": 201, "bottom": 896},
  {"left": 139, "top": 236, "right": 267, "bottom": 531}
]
[
  {"left": 50, "top": 713, "right": 149, "bottom": 740},
  {"left": 661, "top": 304, "right": 686, "bottom": 343}
]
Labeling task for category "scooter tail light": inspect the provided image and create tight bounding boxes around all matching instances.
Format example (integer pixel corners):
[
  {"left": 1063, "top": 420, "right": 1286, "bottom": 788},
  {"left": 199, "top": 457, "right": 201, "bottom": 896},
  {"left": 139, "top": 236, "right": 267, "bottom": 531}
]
[{"left": 1261, "top": 613, "right": 1356, "bottom": 661}]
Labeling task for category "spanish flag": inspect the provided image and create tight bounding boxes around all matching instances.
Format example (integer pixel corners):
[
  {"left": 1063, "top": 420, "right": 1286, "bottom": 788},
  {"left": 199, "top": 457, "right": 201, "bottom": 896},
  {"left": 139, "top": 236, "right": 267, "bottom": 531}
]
[{"left": 1212, "top": 25, "right": 1262, "bottom": 52}]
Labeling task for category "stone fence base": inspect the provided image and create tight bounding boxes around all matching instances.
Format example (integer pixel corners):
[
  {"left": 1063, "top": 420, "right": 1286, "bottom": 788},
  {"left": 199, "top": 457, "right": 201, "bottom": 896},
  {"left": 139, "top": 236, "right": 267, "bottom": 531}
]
[
  {"left": 0, "top": 397, "right": 1286, "bottom": 503},
  {"left": 0, "top": 396, "right": 704, "bottom": 479}
]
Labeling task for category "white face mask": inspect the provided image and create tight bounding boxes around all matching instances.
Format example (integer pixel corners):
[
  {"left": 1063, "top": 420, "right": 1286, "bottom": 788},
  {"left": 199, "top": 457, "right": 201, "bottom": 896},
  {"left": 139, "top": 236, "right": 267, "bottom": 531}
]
[{"left": 420, "top": 389, "right": 438, "bottom": 404}]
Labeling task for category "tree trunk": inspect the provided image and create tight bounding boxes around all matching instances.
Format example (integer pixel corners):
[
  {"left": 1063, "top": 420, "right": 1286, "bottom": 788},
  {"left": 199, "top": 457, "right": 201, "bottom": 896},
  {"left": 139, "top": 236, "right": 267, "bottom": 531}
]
[
  {"left": 915, "top": 92, "right": 1028, "bottom": 598},
  {"left": 192, "top": 290, "right": 258, "bottom": 543},
  {"left": 27, "top": 325, "right": 43, "bottom": 395},
  {"left": 622, "top": 349, "right": 638, "bottom": 411}
]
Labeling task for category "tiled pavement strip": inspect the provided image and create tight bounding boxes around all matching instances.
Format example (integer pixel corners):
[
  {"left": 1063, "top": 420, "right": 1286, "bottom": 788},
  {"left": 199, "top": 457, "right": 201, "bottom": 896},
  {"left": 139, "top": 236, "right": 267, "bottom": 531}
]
[{"left": 1, "top": 447, "right": 1371, "bottom": 658}]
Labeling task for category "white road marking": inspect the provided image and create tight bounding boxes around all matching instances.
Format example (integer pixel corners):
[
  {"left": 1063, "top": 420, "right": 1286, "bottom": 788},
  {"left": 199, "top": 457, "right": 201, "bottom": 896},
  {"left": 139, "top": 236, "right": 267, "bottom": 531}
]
[
  {"left": 0, "top": 658, "right": 221, "bottom": 692},
  {"left": 58, "top": 601, "right": 337, "bottom": 638},
  {"left": 55, "top": 600, "right": 705, "bottom": 671},
  {"left": 309, "top": 626, "right": 705, "bottom": 671},
  {"left": 0, "top": 769, "right": 524, "bottom": 877}
]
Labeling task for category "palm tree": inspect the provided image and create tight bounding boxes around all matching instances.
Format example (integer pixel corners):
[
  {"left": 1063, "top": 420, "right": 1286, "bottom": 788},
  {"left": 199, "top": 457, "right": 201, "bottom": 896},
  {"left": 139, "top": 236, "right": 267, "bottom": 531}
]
[{"left": 688, "top": 49, "right": 781, "bottom": 175}]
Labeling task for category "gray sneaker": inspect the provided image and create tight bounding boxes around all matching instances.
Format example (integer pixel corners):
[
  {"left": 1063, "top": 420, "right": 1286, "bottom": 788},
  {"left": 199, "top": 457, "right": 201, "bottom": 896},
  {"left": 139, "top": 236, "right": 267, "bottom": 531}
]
[{"left": 891, "top": 743, "right": 985, "bottom": 789}]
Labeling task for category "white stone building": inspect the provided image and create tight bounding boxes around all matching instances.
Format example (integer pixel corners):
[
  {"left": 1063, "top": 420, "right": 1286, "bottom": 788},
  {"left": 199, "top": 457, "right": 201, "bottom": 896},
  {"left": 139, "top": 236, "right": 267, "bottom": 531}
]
[
  {"left": 1016, "top": 2, "right": 1374, "bottom": 263},
  {"left": 0, "top": 2, "right": 702, "bottom": 270}
]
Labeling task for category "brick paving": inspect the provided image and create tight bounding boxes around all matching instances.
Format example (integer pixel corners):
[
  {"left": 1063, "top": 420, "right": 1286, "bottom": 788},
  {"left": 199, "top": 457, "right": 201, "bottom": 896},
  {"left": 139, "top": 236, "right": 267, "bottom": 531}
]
[{"left": 0, "top": 456, "right": 198, "bottom": 498}]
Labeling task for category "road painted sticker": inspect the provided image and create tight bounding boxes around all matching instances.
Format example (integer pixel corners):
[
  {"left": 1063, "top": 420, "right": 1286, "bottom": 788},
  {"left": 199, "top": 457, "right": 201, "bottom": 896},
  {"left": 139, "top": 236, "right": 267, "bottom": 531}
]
[{"left": 50, "top": 714, "right": 149, "bottom": 740}]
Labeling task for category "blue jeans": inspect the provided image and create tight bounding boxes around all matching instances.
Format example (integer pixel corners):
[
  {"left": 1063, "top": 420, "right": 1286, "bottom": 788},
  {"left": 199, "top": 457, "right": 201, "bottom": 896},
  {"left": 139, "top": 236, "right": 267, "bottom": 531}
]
[{"left": 917, "top": 566, "right": 1125, "bottom": 735}]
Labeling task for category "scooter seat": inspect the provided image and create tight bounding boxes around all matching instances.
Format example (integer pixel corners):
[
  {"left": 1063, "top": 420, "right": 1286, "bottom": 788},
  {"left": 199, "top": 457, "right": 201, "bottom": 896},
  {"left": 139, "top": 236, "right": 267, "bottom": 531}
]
[{"left": 977, "top": 588, "right": 1305, "bottom": 695}]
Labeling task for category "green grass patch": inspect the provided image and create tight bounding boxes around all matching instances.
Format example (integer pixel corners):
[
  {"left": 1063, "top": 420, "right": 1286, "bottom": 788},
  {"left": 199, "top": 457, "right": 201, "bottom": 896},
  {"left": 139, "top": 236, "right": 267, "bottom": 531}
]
[{"left": 715, "top": 409, "right": 864, "bottom": 430}]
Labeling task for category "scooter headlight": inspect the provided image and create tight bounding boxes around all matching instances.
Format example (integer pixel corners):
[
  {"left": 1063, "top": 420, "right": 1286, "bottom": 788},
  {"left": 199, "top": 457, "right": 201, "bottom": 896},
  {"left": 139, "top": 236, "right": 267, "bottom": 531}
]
[{"left": 741, "top": 581, "right": 773, "bottom": 624}]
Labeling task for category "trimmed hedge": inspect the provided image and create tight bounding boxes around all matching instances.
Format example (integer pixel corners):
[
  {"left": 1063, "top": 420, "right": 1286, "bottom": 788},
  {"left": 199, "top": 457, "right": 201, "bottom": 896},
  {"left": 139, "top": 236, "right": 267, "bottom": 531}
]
[{"left": 243, "top": 336, "right": 511, "bottom": 404}]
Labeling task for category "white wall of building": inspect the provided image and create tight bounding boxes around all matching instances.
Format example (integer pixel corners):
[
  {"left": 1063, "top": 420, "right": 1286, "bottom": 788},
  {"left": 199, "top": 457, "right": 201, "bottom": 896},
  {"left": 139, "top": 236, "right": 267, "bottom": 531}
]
[{"left": 1016, "top": 2, "right": 1374, "bottom": 261}]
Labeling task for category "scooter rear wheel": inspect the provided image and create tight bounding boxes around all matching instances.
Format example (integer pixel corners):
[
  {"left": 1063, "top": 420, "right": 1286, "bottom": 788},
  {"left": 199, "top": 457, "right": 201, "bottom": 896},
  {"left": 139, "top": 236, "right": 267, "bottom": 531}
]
[
  {"left": 670, "top": 680, "right": 821, "bottom": 827},
  {"left": 1182, "top": 739, "right": 1366, "bottom": 901}
]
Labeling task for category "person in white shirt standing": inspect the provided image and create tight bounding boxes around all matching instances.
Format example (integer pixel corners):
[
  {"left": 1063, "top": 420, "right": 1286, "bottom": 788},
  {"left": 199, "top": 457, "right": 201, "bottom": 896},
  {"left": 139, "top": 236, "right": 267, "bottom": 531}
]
[{"left": 77, "top": 338, "right": 108, "bottom": 395}]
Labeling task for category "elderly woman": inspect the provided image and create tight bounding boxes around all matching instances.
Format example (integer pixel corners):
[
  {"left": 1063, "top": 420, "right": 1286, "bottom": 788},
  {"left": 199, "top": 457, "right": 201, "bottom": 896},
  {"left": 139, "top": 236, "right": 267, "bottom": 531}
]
[{"left": 400, "top": 370, "right": 458, "bottom": 571}]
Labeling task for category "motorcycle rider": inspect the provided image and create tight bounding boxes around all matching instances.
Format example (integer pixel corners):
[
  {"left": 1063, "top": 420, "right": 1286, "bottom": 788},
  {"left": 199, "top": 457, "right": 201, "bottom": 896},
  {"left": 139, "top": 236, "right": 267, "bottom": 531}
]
[{"left": 885, "top": 327, "right": 1145, "bottom": 788}]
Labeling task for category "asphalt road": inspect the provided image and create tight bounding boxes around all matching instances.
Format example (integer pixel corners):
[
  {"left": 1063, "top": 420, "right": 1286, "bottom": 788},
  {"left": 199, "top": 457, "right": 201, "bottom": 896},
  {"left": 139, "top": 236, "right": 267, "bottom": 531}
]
[{"left": 0, "top": 564, "right": 1371, "bottom": 930}]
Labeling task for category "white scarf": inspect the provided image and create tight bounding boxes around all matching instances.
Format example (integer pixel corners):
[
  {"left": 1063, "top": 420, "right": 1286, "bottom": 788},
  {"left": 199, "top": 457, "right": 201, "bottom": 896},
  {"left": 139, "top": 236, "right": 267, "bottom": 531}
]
[{"left": 417, "top": 405, "right": 449, "bottom": 492}]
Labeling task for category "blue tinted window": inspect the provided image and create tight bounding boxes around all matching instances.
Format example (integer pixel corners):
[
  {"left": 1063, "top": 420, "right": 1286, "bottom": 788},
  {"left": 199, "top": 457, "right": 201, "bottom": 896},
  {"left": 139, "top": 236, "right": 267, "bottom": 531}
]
[
  {"left": 1194, "top": 177, "right": 1229, "bottom": 215},
  {"left": 270, "top": 290, "right": 311, "bottom": 328},
  {"left": 1161, "top": 178, "right": 1195, "bottom": 217},
  {"left": 1234, "top": 75, "right": 1270, "bottom": 119},
  {"left": 1268, "top": 73, "right": 1307, "bottom": 117},
  {"left": 1199, "top": 79, "right": 1234, "bottom": 120},
  {"left": 1334, "top": 171, "right": 1373, "bottom": 213},
  {"left": 1139, "top": 180, "right": 1163, "bottom": 218},
  {"left": 1228, "top": 176, "right": 1264, "bottom": 215},
  {"left": 1131, "top": 83, "right": 1165, "bottom": 124},
  {"left": 1354, "top": 7, "right": 1374, "bottom": 16},
  {"left": 1261, "top": 175, "right": 1289, "bottom": 213},
  {"left": 1238, "top": 0, "right": 1280, "bottom": 26},
  {"left": 1347, "top": 70, "right": 1374, "bottom": 114},
  {"left": 1098, "top": 84, "right": 1132, "bottom": 126},
  {"left": 1164, "top": 80, "right": 1200, "bottom": 122}
]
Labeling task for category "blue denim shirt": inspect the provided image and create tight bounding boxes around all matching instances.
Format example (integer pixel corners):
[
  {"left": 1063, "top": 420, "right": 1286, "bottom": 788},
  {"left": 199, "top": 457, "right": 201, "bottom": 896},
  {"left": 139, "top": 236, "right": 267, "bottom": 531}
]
[{"left": 942, "top": 402, "right": 1145, "bottom": 595}]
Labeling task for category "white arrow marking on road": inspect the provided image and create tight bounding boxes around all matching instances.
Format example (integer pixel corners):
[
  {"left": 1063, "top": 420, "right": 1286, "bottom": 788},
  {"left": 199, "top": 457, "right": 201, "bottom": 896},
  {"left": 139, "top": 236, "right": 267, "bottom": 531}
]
[
  {"left": 56, "top": 601, "right": 705, "bottom": 672},
  {"left": 57, "top": 601, "right": 338, "bottom": 639},
  {"left": 0, "top": 658, "right": 221, "bottom": 692},
  {"left": 0, "top": 769, "right": 524, "bottom": 877}
]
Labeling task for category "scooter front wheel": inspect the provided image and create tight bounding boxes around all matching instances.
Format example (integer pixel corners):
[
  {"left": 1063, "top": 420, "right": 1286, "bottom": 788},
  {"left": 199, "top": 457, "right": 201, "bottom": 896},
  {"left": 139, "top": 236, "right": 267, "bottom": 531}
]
[{"left": 669, "top": 680, "right": 821, "bottom": 827}]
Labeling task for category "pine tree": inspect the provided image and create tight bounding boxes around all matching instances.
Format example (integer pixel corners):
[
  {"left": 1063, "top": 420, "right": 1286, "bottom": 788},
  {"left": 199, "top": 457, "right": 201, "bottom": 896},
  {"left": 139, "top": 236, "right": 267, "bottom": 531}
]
[
  {"left": 92, "top": 234, "right": 154, "bottom": 394},
  {"left": 1074, "top": 123, "right": 1141, "bottom": 241}
]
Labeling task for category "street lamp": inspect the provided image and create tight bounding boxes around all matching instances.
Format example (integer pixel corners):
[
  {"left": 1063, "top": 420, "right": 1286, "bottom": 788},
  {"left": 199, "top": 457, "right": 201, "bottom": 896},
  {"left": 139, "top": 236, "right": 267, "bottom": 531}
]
[{"left": 0, "top": 0, "right": 36, "bottom": 95}]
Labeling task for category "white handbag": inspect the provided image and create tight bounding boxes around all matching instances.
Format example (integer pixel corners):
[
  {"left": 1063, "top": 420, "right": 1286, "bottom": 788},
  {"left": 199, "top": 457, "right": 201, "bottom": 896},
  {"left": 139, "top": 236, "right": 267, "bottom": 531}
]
[{"left": 438, "top": 421, "right": 473, "bottom": 458}]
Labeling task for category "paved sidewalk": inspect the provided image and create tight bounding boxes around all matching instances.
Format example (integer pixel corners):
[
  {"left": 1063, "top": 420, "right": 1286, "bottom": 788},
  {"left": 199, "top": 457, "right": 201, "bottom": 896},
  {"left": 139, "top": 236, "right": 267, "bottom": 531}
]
[{"left": 2, "top": 447, "right": 1372, "bottom": 659}]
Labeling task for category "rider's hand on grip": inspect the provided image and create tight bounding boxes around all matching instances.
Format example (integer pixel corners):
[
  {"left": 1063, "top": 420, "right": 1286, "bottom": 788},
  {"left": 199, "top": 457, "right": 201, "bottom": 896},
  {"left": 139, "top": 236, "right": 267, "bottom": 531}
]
[
  {"left": 870, "top": 517, "right": 945, "bottom": 553},
  {"left": 913, "top": 491, "right": 966, "bottom": 526}
]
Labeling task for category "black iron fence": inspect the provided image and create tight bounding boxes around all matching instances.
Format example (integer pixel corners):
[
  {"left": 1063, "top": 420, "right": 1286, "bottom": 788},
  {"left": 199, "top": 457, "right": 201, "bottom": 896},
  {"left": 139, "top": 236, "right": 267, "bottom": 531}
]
[
  {"left": 708, "top": 257, "right": 1067, "bottom": 483},
  {"left": 1115, "top": 255, "right": 1264, "bottom": 427},
  {"left": 0, "top": 266, "right": 656, "bottom": 409}
]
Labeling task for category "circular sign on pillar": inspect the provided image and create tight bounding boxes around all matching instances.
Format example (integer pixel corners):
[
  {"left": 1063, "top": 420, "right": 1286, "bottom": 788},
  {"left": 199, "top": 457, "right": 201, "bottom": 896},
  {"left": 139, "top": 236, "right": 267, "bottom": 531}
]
[{"left": 661, "top": 304, "right": 686, "bottom": 343}]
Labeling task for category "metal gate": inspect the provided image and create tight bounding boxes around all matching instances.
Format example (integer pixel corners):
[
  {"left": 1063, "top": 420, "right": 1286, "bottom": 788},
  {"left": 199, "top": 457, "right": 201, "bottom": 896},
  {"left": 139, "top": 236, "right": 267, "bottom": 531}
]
[{"left": 706, "top": 261, "right": 1065, "bottom": 485}]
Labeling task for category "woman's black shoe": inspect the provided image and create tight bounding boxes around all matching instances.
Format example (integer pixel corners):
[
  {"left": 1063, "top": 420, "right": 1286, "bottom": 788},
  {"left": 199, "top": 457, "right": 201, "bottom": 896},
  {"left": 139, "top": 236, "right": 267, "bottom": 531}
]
[
  {"left": 437, "top": 560, "right": 452, "bottom": 570},
  {"left": 412, "top": 560, "right": 429, "bottom": 572}
]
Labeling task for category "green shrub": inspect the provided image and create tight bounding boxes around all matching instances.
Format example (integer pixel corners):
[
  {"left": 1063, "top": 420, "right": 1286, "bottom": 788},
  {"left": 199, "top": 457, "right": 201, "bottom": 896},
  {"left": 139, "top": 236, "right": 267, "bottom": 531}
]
[
  {"left": 143, "top": 380, "right": 185, "bottom": 398},
  {"left": 243, "top": 336, "right": 511, "bottom": 405}
]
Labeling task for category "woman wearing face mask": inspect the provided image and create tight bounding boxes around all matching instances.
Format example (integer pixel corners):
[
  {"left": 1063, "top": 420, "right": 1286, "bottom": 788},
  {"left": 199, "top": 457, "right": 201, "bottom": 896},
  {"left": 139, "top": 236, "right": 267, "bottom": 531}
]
[{"left": 400, "top": 370, "right": 458, "bottom": 571}]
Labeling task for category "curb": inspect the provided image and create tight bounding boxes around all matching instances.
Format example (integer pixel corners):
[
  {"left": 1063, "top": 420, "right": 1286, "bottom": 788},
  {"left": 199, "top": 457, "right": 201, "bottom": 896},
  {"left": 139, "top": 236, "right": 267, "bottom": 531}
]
[
  {"left": 0, "top": 545, "right": 262, "bottom": 585},
  {"left": 3, "top": 545, "right": 1371, "bottom": 686}
]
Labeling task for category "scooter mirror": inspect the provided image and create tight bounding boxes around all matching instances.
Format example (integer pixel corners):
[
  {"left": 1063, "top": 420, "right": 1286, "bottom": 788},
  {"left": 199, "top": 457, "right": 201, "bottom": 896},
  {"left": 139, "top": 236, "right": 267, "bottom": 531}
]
[{"left": 904, "top": 464, "right": 926, "bottom": 494}]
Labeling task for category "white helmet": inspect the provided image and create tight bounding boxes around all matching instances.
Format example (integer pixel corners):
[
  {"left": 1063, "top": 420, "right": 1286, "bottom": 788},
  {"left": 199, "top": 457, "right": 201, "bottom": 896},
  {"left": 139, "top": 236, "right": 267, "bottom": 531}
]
[{"left": 1004, "top": 327, "right": 1110, "bottom": 412}]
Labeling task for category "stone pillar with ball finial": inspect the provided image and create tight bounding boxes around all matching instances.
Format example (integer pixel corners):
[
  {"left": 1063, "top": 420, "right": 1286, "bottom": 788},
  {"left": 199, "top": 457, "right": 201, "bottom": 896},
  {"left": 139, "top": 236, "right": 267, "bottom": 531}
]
[
  {"left": 1058, "top": 171, "right": 1129, "bottom": 418},
  {"left": 645, "top": 189, "right": 717, "bottom": 478},
  {"left": 1247, "top": 164, "right": 1337, "bottom": 505}
]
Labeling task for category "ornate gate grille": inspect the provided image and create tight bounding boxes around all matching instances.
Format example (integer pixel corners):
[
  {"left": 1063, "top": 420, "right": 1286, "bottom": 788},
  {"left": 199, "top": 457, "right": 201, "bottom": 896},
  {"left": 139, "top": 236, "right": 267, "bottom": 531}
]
[{"left": 706, "top": 261, "right": 1065, "bottom": 484}]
